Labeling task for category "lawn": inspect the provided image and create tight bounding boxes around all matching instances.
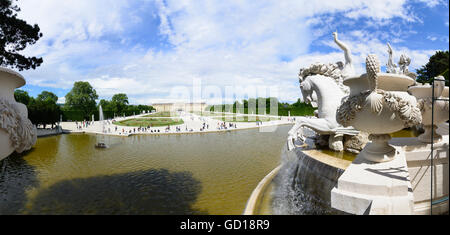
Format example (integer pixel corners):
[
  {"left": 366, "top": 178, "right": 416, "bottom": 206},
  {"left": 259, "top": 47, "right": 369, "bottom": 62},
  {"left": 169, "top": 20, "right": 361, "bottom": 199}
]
[
  {"left": 212, "top": 115, "right": 280, "bottom": 122},
  {"left": 190, "top": 111, "right": 226, "bottom": 116},
  {"left": 144, "top": 111, "right": 178, "bottom": 117},
  {"left": 113, "top": 118, "right": 184, "bottom": 127}
]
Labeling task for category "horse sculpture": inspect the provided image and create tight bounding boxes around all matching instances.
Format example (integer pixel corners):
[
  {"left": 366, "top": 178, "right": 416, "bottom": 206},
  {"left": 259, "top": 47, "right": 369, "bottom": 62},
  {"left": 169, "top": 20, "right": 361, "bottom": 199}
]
[{"left": 287, "top": 32, "right": 360, "bottom": 151}]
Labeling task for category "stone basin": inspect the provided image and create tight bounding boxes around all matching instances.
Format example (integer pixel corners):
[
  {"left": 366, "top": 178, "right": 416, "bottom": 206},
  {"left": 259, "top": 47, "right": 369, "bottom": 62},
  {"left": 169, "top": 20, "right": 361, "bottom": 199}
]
[
  {"left": 408, "top": 83, "right": 449, "bottom": 99},
  {"left": 344, "top": 73, "right": 416, "bottom": 96},
  {"left": 408, "top": 82, "right": 449, "bottom": 143},
  {"left": 338, "top": 62, "right": 422, "bottom": 163},
  {"left": 0, "top": 67, "right": 28, "bottom": 161},
  {"left": 349, "top": 91, "right": 419, "bottom": 134}
]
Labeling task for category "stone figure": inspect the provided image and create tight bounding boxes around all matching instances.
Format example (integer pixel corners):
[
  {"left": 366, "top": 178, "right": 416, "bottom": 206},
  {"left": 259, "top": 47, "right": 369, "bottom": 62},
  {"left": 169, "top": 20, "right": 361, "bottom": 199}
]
[
  {"left": 386, "top": 43, "right": 398, "bottom": 74},
  {"left": 398, "top": 54, "right": 411, "bottom": 74},
  {"left": 385, "top": 43, "right": 417, "bottom": 79},
  {"left": 333, "top": 31, "right": 355, "bottom": 78},
  {"left": 287, "top": 32, "right": 362, "bottom": 152}
]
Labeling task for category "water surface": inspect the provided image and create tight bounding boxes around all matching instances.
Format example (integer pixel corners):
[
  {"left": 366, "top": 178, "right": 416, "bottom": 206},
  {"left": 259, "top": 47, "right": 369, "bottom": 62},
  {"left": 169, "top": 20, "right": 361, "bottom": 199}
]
[{"left": 0, "top": 125, "right": 292, "bottom": 215}]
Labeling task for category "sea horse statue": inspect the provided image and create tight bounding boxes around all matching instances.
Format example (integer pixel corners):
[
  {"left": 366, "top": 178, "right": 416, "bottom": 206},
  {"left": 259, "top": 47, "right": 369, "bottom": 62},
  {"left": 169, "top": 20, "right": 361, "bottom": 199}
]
[{"left": 287, "top": 32, "right": 360, "bottom": 151}]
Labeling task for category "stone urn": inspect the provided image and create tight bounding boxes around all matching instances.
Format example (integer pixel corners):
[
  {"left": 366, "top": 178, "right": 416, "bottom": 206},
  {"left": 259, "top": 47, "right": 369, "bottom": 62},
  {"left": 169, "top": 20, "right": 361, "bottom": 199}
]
[
  {"left": 336, "top": 55, "right": 422, "bottom": 162},
  {"left": 0, "top": 67, "right": 37, "bottom": 161},
  {"left": 408, "top": 77, "right": 449, "bottom": 143}
]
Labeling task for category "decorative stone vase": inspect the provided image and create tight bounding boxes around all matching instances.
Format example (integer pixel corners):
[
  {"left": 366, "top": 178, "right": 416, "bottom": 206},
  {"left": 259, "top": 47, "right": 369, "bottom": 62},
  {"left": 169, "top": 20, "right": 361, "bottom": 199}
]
[
  {"left": 408, "top": 78, "right": 449, "bottom": 143},
  {"left": 0, "top": 67, "right": 37, "bottom": 161},
  {"left": 336, "top": 55, "right": 422, "bottom": 162}
]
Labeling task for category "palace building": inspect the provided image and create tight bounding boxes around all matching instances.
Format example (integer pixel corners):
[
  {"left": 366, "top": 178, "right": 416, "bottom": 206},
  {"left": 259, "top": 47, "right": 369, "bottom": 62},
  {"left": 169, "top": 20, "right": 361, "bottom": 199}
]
[{"left": 151, "top": 102, "right": 208, "bottom": 113}]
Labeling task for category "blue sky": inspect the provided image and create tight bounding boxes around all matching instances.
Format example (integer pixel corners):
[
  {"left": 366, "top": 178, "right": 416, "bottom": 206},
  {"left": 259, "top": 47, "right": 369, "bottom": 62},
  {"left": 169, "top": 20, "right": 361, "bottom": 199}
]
[{"left": 15, "top": 0, "right": 449, "bottom": 104}]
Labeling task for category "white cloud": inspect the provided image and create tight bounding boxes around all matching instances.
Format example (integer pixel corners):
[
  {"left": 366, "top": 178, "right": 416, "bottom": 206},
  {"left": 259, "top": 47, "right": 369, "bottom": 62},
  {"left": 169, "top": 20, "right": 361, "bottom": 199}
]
[
  {"left": 57, "top": 97, "right": 66, "bottom": 104},
  {"left": 415, "top": 0, "right": 446, "bottom": 8},
  {"left": 13, "top": 0, "right": 449, "bottom": 104},
  {"left": 427, "top": 36, "right": 438, "bottom": 41}
]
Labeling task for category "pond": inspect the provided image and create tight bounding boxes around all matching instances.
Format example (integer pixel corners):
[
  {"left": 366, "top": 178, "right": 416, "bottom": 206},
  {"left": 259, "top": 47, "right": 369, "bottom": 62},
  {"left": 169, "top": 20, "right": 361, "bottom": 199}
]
[{"left": 0, "top": 125, "right": 292, "bottom": 215}]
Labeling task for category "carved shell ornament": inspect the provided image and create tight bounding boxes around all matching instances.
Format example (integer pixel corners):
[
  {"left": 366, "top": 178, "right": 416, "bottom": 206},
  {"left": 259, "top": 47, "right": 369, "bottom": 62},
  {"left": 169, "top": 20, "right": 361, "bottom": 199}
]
[
  {"left": 337, "top": 54, "right": 422, "bottom": 128},
  {"left": 0, "top": 98, "right": 37, "bottom": 153}
]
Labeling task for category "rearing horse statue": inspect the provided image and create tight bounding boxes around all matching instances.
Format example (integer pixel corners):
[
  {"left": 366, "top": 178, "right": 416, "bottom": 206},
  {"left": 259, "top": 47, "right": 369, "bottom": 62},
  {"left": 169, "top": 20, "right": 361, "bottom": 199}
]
[{"left": 287, "top": 32, "right": 359, "bottom": 151}]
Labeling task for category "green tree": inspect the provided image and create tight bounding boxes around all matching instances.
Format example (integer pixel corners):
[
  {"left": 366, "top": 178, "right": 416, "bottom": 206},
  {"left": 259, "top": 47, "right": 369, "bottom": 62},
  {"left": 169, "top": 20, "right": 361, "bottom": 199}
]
[
  {"left": 37, "top": 91, "right": 58, "bottom": 103},
  {"left": 28, "top": 91, "right": 61, "bottom": 128},
  {"left": 0, "top": 0, "right": 43, "bottom": 70},
  {"left": 111, "top": 93, "right": 129, "bottom": 115},
  {"left": 14, "top": 89, "right": 31, "bottom": 105},
  {"left": 416, "top": 50, "right": 449, "bottom": 86},
  {"left": 98, "top": 99, "right": 111, "bottom": 110},
  {"left": 65, "top": 81, "right": 98, "bottom": 120}
]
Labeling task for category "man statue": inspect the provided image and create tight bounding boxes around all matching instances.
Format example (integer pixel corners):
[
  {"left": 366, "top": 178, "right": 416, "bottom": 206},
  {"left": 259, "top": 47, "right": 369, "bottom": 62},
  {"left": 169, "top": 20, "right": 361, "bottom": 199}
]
[{"left": 333, "top": 31, "right": 355, "bottom": 78}]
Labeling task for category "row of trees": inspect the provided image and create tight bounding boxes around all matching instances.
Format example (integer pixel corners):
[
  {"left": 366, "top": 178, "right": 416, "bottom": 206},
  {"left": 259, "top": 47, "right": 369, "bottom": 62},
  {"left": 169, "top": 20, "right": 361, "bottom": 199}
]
[
  {"left": 14, "top": 81, "right": 155, "bottom": 126},
  {"left": 14, "top": 90, "right": 61, "bottom": 128},
  {"left": 63, "top": 81, "right": 154, "bottom": 121},
  {"left": 209, "top": 97, "right": 316, "bottom": 116},
  {"left": 97, "top": 93, "right": 155, "bottom": 120}
]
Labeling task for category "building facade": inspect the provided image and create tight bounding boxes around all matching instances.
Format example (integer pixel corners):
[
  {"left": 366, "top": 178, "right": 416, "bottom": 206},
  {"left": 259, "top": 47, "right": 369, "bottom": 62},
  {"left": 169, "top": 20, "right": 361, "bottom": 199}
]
[{"left": 152, "top": 102, "right": 208, "bottom": 113}]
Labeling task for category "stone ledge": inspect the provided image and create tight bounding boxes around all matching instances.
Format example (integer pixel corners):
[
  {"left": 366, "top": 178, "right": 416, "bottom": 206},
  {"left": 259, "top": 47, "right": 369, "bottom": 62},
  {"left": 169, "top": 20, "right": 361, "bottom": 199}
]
[{"left": 331, "top": 150, "right": 415, "bottom": 214}]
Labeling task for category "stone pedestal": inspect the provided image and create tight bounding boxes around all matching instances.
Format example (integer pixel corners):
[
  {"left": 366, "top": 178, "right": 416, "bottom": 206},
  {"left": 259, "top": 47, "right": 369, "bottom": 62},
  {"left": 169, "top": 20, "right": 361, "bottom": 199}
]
[
  {"left": 390, "top": 131, "right": 449, "bottom": 215},
  {"left": 332, "top": 124, "right": 448, "bottom": 215},
  {"left": 331, "top": 148, "right": 414, "bottom": 214}
]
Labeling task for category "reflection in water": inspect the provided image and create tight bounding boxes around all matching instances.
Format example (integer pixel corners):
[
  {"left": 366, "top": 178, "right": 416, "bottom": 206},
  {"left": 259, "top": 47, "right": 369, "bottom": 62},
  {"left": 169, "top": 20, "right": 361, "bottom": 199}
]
[
  {"left": 26, "top": 169, "right": 204, "bottom": 215},
  {"left": 0, "top": 125, "right": 292, "bottom": 214},
  {"left": 0, "top": 152, "right": 38, "bottom": 215}
]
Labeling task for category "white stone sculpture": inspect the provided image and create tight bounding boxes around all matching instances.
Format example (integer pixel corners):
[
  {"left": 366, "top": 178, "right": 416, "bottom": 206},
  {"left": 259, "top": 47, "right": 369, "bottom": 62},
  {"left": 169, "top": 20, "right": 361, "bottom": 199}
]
[
  {"left": 408, "top": 77, "right": 449, "bottom": 143},
  {"left": 336, "top": 54, "right": 422, "bottom": 162},
  {"left": 385, "top": 43, "right": 417, "bottom": 79},
  {"left": 386, "top": 43, "right": 398, "bottom": 74},
  {"left": 0, "top": 67, "right": 37, "bottom": 161},
  {"left": 287, "top": 32, "right": 360, "bottom": 152}
]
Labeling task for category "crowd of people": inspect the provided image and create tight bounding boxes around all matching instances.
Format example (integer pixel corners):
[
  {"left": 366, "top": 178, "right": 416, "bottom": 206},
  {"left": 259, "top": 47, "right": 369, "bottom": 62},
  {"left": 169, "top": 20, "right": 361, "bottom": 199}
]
[
  {"left": 217, "top": 122, "right": 237, "bottom": 130},
  {"left": 75, "top": 120, "right": 94, "bottom": 130},
  {"left": 71, "top": 111, "right": 288, "bottom": 136}
]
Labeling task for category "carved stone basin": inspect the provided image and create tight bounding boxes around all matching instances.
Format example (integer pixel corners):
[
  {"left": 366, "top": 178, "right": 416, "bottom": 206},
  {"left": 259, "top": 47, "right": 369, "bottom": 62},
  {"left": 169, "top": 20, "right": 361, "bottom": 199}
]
[
  {"left": 348, "top": 91, "right": 418, "bottom": 134},
  {"left": 408, "top": 80, "right": 449, "bottom": 143},
  {"left": 0, "top": 67, "right": 36, "bottom": 161},
  {"left": 344, "top": 73, "right": 416, "bottom": 96},
  {"left": 1, "top": 68, "right": 26, "bottom": 161},
  {"left": 337, "top": 55, "right": 422, "bottom": 162}
]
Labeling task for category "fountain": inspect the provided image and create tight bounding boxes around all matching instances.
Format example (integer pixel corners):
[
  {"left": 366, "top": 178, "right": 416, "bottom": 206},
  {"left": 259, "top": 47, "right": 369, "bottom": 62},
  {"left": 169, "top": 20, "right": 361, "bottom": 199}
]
[
  {"left": 336, "top": 54, "right": 422, "bottom": 162},
  {"left": 331, "top": 49, "right": 448, "bottom": 215},
  {"left": 95, "top": 105, "right": 108, "bottom": 148},
  {"left": 250, "top": 35, "right": 448, "bottom": 215}
]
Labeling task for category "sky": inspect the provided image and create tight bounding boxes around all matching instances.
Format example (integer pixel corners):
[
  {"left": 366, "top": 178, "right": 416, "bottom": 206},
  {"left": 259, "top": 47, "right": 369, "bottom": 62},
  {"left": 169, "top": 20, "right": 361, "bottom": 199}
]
[{"left": 14, "top": 0, "right": 450, "bottom": 105}]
